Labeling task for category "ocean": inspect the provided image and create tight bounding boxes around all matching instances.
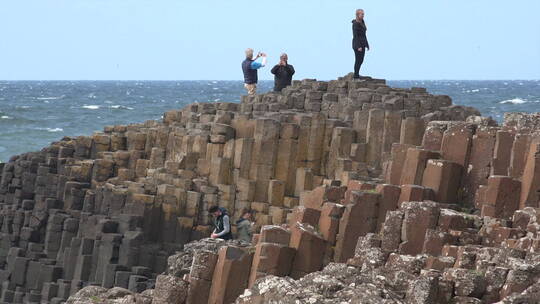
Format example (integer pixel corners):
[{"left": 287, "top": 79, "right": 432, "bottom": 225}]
[{"left": 0, "top": 80, "right": 539, "bottom": 162}]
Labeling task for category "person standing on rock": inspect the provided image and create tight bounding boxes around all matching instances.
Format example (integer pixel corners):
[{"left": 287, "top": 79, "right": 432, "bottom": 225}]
[
  {"left": 271, "top": 53, "right": 295, "bottom": 92},
  {"left": 242, "top": 48, "right": 267, "bottom": 95},
  {"left": 236, "top": 209, "right": 254, "bottom": 243},
  {"left": 352, "top": 9, "right": 370, "bottom": 79},
  {"left": 209, "top": 206, "right": 232, "bottom": 240}
]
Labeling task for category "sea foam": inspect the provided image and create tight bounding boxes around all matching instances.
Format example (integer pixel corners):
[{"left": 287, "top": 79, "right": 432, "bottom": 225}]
[
  {"left": 37, "top": 127, "right": 64, "bottom": 132},
  {"left": 110, "top": 105, "right": 134, "bottom": 110},
  {"left": 82, "top": 105, "right": 100, "bottom": 110},
  {"left": 499, "top": 97, "right": 540, "bottom": 104},
  {"left": 500, "top": 98, "right": 528, "bottom": 104}
]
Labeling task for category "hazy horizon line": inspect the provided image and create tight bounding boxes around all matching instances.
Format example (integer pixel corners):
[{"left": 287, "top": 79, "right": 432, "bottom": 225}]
[{"left": 2, "top": 79, "right": 539, "bottom": 82}]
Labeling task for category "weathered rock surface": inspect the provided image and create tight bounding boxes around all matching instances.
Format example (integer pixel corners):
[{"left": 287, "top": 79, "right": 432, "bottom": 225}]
[{"left": 1, "top": 74, "right": 540, "bottom": 303}]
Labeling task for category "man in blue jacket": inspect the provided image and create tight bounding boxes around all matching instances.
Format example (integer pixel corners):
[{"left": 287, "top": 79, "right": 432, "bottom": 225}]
[{"left": 242, "top": 48, "right": 267, "bottom": 95}]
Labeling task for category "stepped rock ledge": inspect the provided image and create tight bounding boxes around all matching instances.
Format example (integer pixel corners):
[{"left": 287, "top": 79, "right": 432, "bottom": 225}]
[{"left": 1, "top": 74, "right": 540, "bottom": 304}]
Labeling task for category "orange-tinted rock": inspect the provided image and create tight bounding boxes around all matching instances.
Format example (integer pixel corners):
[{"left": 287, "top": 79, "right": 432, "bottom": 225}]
[
  {"left": 422, "top": 122, "right": 447, "bottom": 151},
  {"left": 441, "top": 123, "right": 474, "bottom": 167},
  {"left": 421, "top": 159, "right": 462, "bottom": 204},
  {"left": 259, "top": 225, "right": 291, "bottom": 246},
  {"left": 386, "top": 143, "right": 415, "bottom": 185},
  {"left": 519, "top": 142, "right": 540, "bottom": 209},
  {"left": 343, "top": 180, "right": 376, "bottom": 204},
  {"left": 400, "top": 148, "right": 440, "bottom": 186},
  {"left": 491, "top": 131, "right": 515, "bottom": 176},
  {"left": 300, "top": 185, "right": 346, "bottom": 210},
  {"left": 400, "top": 117, "right": 425, "bottom": 146},
  {"left": 289, "top": 222, "right": 326, "bottom": 279},
  {"left": 381, "top": 210, "right": 404, "bottom": 253},
  {"left": 318, "top": 203, "right": 345, "bottom": 244},
  {"left": 463, "top": 127, "right": 497, "bottom": 202},
  {"left": 481, "top": 176, "right": 521, "bottom": 219},
  {"left": 438, "top": 209, "right": 474, "bottom": 231},
  {"left": 422, "top": 229, "right": 458, "bottom": 256},
  {"left": 334, "top": 191, "right": 380, "bottom": 262},
  {"left": 399, "top": 201, "right": 440, "bottom": 255},
  {"left": 375, "top": 184, "right": 401, "bottom": 231},
  {"left": 288, "top": 206, "right": 321, "bottom": 227},
  {"left": 398, "top": 184, "right": 434, "bottom": 206},
  {"left": 208, "top": 246, "right": 253, "bottom": 304},
  {"left": 509, "top": 133, "right": 531, "bottom": 178},
  {"left": 425, "top": 256, "right": 456, "bottom": 271},
  {"left": 248, "top": 242, "right": 295, "bottom": 287}
]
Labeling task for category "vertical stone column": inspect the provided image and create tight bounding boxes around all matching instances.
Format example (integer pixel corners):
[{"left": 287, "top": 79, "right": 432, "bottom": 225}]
[
  {"left": 334, "top": 191, "right": 380, "bottom": 262},
  {"left": 463, "top": 127, "right": 496, "bottom": 203},
  {"left": 366, "top": 109, "right": 385, "bottom": 168},
  {"left": 509, "top": 133, "right": 531, "bottom": 178},
  {"left": 289, "top": 222, "right": 326, "bottom": 279},
  {"left": 233, "top": 138, "right": 253, "bottom": 180},
  {"left": 328, "top": 127, "right": 354, "bottom": 179},
  {"left": 382, "top": 111, "right": 403, "bottom": 153},
  {"left": 441, "top": 123, "right": 474, "bottom": 168},
  {"left": 275, "top": 126, "right": 298, "bottom": 196},
  {"left": 187, "top": 250, "right": 219, "bottom": 304},
  {"left": 519, "top": 142, "right": 540, "bottom": 209},
  {"left": 421, "top": 160, "right": 463, "bottom": 204},
  {"left": 375, "top": 184, "right": 401, "bottom": 232},
  {"left": 386, "top": 143, "right": 415, "bottom": 185},
  {"left": 400, "top": 117, "right": 425, "bottom": 146},
  {"left": 398, "top": 201, "right": 440, "bottom": 255},
  {"left": 294, "top": 115, "right": 312, "bottom": 168},
  {"left": 208, "top": 246, "right": 253, "bottom": 304},
  {"left": 491, "top": 130, "right": 515, "bottom": 176},
  {"left": 481, "top": 176, "right": 521, "bottom": 219},
  {"left": 250, "top": 119, "right": 280, "bottom": 202},
  {"left": 248, "top": 226, "right": 295, "bottom": 287},
  {"left": 306, "top": 114, "right": 326, "bottom": 175},
  {"left": 400, "top": 148, "right": 440, "bottom": 186},
  {"left": 353, "top": 110, "right": 370, "bottom": 143}
]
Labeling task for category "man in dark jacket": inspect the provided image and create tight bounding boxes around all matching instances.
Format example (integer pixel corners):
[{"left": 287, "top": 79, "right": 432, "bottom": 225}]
[
  {"left": 352, "top": 9, "right": 370, "bottom": 79},
  {"left": 270, "top": 53, "right": 295, "bottom": 92},
  {"left": 242, "top": 48, "right": 267, "bottom": 95},
  {"left": 209, "top": 206, "right": 232, "bottom": 240}
]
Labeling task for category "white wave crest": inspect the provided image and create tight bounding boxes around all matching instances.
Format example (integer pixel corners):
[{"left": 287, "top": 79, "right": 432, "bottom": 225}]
[
  {"left": 37, "top": 95, "right": 64, "bottom": 100},
  {"left": 110, "top": 105, "right": 134, "bottom": 110},
  {"left": 37, "top": 127, "right": 64, "bottom": 132},
  {"left": 1, "top": 115, "right": 12, "bottom": 119},
  {"left": 82, "top": 105, "right": 100, "bottom": 110},
  {"left": 500, "top": 98, "right": 529, "bottom": 104}
]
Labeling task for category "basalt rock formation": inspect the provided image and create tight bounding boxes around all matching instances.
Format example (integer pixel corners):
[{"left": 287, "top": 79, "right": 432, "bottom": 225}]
[{"left": 0, "top": 74, "right": 539, "bottom": 303}]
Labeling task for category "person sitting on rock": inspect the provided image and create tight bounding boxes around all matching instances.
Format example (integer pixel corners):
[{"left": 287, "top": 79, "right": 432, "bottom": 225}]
[
  {"left": 236, "top": 208, "right": 254, "bottom": 243},
  {"left": 209, "top": 206, "right": 232, "bottom": 240},
  {"left": 242, "top": 48, "right": 267, "bottom": 95},
  {"left": 271, "top": 53, "right": 295, "bottom": 92}
]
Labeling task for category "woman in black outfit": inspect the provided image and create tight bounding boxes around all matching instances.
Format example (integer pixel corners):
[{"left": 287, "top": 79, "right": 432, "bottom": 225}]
[{"left": 352, "top": 9, "right": 369, "bottom": 79}]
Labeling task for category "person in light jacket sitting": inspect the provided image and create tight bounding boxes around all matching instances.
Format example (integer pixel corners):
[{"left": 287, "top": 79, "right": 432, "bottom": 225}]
[{"left": 236, "top": 209, "right": 253, "bottom": 243}]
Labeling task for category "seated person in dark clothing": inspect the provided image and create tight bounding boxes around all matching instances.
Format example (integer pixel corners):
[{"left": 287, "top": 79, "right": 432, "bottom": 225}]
[
  {"left": 271, "top": 53, "right": 295, "bottom": 92},
  {"left": 208, "top": 206, "right": 232, "bottom": 240}
]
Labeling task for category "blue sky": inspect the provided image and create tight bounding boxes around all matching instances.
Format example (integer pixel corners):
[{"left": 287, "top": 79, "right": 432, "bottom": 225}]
[{"left": 1, "top": 0, "right": 539, "bottom": 80}]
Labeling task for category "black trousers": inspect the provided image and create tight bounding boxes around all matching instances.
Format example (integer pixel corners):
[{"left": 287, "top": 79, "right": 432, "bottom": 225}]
[{"left": 354, "top": 48, "right": 366, "bottom": 78}]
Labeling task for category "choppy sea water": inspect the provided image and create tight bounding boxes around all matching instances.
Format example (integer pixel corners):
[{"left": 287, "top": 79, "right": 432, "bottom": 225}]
[{"left": 0, "top": 80, "right": 538, "bottom": 162}]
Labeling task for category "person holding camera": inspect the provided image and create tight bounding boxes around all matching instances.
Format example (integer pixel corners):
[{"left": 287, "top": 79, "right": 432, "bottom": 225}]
[
  {"left": 242, "top": 48, "right": 267, "bottom": 95},
  {"left": 270, "top": 53, "right": 295, "bottom": 92},
  {"left": 352, "top": 9, "right": 369, "bottom": 79}
]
